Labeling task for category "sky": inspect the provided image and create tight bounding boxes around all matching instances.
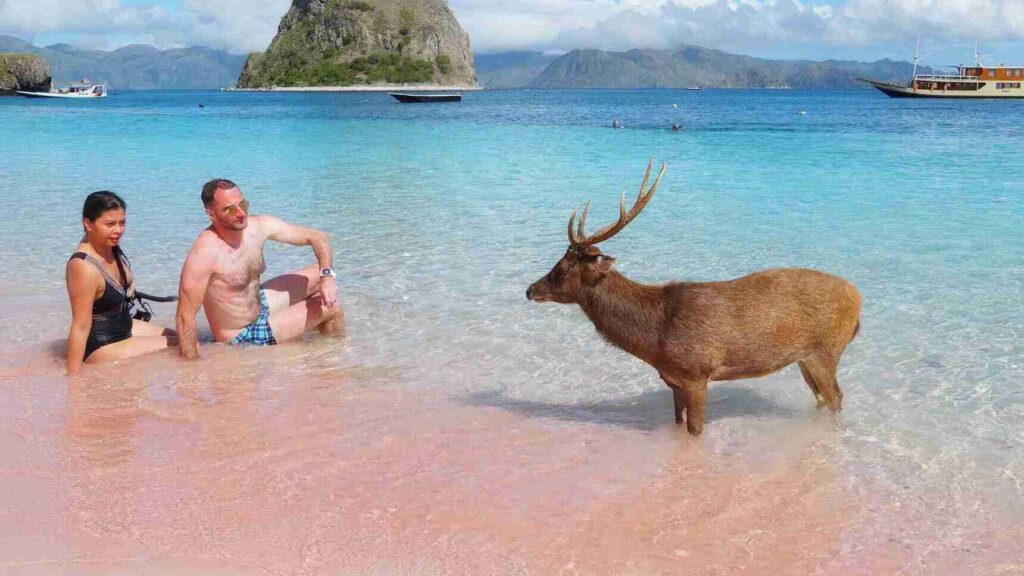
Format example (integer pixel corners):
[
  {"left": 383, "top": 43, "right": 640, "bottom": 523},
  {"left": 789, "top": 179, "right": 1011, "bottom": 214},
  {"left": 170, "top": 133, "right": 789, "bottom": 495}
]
[{"left": 2, "top": 0, "right": 1024, "bottom": 66}]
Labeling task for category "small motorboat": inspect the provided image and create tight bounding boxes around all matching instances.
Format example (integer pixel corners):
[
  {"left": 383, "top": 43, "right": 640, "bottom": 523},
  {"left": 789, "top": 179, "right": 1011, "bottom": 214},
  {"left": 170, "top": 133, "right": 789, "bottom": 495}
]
[
  {"left": 18, "top": 80, "right": 107, "bottom": 99},
  {"left": 389, "top": 92, "right": 461, "bottom": 103}
]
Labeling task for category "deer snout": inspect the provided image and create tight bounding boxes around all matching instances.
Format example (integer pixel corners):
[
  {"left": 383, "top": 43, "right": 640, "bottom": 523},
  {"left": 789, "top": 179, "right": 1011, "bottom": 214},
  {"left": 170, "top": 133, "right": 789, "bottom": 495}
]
[{"left": 526, "top": 281, "right": 547, "bottom": 302}]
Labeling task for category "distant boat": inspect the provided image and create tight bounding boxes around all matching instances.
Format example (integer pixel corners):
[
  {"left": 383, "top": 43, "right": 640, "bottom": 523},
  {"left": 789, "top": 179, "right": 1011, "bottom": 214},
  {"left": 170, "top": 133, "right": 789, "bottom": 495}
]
[
  {"left": 684, "top": 86, "right": 703, "bottom": 91},
  {"left": 860, "top": 40, "right": 1024, "bottom": 99},
  {"left": 17, "top": 80, "right": 107, "bottom": 99},
  {"left": 389, "top": 92, "right": 461, "bottom": 103}
]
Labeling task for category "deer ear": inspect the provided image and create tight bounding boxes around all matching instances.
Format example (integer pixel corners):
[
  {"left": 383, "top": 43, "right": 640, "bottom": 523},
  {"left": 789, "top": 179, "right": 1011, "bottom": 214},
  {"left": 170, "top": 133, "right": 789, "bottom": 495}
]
[{"left": 594, "top": 255, "right": 616, "bottom": 272}]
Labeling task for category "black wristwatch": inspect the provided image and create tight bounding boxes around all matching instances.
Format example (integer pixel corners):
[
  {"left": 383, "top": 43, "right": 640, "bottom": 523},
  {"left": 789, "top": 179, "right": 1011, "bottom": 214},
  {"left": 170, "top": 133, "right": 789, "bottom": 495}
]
[{"left": 320, "top": 268, "right": 336, "bottom": 279}]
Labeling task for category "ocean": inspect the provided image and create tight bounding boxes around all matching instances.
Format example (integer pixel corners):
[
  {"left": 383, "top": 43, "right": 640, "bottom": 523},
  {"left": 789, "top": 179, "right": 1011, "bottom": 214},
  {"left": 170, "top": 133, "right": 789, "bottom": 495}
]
[{"left": 1, "top": 89, "right": 1022, "bottom": 574}]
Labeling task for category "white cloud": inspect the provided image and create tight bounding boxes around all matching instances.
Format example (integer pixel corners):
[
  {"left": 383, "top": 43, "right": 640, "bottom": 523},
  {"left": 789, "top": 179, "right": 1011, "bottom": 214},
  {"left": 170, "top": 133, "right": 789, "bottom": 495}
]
[
  {"left": 0, "top": 0, "right": 164, "bottom": 36},
  {"left": 548, "top": 0, "right": 1024, "bottom": 55},
  {"left": 0, "top": 0, "right": 289, "bottom": 54},
  {"left": 449, "top": 0, "right": 633, "bottom": 52},
  {"left": 1, "top": 0, "right": 1023, "bottom": 56},
  {"left": 175, "top": 0, "right": 291, "bottom": 53}
]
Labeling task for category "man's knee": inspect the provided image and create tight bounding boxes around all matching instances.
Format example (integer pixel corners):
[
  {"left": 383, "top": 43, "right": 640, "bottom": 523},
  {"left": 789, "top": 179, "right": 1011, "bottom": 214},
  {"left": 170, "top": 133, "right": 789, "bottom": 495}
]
[{"left": 318, "top": 303, "right": 345, "bottom": 336}]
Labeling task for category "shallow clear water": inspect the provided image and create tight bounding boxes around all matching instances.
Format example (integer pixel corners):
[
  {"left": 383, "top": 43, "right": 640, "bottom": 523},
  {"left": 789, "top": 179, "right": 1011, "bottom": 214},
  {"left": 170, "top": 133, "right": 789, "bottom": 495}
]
[{"left": 1, "top": 89, "right": 1023, "bottom": 574}]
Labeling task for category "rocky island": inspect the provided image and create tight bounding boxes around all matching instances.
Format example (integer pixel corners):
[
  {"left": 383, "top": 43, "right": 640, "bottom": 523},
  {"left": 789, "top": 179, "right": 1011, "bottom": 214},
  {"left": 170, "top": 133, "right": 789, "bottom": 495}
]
[
  {"left": 237, "top": 0, "right": 477, "bottom": 90},
  {"left": 0, "top": 53, "right": 51, "bottom": 94}
]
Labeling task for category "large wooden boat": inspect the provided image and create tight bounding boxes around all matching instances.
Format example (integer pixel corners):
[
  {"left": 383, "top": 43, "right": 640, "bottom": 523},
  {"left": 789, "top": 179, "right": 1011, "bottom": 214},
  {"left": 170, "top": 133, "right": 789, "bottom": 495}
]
[{"left": 860, "top": 42, "right": 1024, "bottom": 99}]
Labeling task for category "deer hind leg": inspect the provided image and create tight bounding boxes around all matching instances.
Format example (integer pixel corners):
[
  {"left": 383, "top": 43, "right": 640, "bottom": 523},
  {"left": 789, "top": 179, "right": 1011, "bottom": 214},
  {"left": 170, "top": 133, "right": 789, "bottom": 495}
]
[
  {"left": 798, "top": 361, "right": 827, "bottom": 408},
  {"left": 798, "top": 354, "right": 843, "bottom": 412}
]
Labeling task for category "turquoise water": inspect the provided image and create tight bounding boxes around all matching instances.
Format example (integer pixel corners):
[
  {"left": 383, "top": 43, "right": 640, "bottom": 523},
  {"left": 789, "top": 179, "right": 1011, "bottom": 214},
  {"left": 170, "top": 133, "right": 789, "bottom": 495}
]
[{"left": 1, "top": 89, "right": 1023, "bottom": 573}]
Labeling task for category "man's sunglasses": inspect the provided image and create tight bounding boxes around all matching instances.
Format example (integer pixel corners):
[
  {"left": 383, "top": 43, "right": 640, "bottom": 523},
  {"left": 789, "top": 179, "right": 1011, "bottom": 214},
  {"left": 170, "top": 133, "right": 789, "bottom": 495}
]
[{"left": 221, "top": 199, "right": 249, "bottom": 217}]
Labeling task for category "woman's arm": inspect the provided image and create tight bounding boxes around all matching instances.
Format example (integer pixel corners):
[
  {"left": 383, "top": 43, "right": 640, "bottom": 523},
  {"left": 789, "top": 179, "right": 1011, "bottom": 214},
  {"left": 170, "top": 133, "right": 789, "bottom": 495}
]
[{"left": 66, "top": 259, "right": 97, "bottom": 375}]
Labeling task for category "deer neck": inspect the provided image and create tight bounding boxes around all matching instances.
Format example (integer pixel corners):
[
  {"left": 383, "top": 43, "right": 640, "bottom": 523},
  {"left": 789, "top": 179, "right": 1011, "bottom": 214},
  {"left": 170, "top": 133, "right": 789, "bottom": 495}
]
[{"left": 578, "top": 271, "right": 663, "bottom": 361}]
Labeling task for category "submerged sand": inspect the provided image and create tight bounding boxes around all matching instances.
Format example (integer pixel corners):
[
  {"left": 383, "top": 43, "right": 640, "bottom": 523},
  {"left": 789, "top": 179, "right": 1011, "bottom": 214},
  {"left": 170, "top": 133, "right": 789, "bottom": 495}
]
[{"left": 2, "top": 329, "right": 1023, "bottom": 575}]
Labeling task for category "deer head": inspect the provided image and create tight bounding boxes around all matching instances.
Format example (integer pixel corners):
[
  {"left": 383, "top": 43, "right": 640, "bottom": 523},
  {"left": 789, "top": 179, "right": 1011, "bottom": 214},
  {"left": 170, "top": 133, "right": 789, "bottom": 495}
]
[{"left": 527, "top": 160, "right": 666, "bottom": 304}]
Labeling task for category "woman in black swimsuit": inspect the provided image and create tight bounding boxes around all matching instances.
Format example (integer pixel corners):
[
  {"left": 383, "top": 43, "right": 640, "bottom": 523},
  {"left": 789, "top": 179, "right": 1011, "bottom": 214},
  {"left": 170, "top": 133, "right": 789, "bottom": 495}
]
[{"left": 65, "top": 191, "right": 177, "bottom": 375}]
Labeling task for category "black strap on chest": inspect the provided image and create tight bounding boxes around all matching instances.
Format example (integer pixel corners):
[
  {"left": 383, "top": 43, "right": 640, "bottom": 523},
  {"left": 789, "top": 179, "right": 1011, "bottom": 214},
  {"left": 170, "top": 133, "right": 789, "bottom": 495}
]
[{"left": 113, "top": 247, "right": 130, "bottom": 294}]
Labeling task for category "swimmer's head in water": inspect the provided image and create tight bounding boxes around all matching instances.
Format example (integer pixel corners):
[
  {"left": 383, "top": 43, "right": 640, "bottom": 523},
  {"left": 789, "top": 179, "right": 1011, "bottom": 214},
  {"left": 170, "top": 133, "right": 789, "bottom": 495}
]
[
  {"left": 202, "top": 178, "right": 248, "bottom": 232},
  {"left": 82, "top": 191, "right": 127, "bottom": 249}
]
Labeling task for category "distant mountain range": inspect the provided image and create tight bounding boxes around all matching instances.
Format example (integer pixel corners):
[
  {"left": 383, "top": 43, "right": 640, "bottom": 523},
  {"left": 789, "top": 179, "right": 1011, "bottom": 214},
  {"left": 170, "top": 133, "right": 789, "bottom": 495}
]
[
  {"left": 1, "top": 35, "right": 923, "bottom": 90},
  {"left": 513, "top": 46, "right": 927, "bottom": 89},
  {"left": 0, "top": 35, "right": 246, "bottom": 89},
  {"left": 474, "top": 52, "right": 560, "bottom": 89}
]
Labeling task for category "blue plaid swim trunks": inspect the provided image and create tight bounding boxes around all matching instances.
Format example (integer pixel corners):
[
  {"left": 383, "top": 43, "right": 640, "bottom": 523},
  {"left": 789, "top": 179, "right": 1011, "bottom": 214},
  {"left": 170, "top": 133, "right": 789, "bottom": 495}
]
[{"left": 229, "top": 289, "right": 277, "bottom": 346}]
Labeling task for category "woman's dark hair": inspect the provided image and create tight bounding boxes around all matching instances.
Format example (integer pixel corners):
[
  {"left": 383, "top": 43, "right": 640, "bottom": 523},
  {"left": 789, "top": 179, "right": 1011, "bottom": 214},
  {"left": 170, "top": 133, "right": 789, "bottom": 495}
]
[
  {"left": 82, "top": 191, "right": 130, "bottom": 263},
  {"left": 82, "top": 191, "right": 127, "bottom": 221}
]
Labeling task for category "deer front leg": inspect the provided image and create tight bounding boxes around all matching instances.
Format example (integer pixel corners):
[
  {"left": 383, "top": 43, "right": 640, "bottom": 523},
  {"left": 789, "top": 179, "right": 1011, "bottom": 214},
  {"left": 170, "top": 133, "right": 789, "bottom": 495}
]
[
  {"left": 662, "top": 375, "right": 708, "bottom": 434},
  {"left": 672, "top": 386, "right": 685, "bottom": 424},
  {"left": 682, "top": 382, "right": 708, "bottom": 436},
  {"left": 659, "top": 373, "right": 708, "bottom": 430},
  {"left": 660, "top": 373, "right": 686, "bottom": 424}
]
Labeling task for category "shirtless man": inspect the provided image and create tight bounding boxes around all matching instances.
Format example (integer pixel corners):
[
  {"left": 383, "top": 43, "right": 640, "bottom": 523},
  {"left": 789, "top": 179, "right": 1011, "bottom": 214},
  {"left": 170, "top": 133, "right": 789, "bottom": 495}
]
[{"left": 175, "top": 179, "right": 344, "bottom": 358}]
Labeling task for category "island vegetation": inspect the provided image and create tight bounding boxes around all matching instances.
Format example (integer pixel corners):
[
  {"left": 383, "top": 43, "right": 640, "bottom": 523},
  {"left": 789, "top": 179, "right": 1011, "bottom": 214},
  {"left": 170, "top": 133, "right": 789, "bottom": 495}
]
[{"left": 237, "top": 0, "right": 476, "bottom": 89}]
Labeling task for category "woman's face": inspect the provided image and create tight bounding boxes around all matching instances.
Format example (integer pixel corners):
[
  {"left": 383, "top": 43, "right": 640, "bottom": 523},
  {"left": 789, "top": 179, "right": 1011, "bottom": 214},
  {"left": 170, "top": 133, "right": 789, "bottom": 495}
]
[{"left": 83, "top": 208, "right": 126, "bottom": 248}]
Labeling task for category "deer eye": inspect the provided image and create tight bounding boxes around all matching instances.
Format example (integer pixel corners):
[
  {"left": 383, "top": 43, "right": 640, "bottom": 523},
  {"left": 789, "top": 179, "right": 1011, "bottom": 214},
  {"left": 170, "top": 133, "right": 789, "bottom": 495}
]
[{"left": 548, "top": 261, "right": 571, "bottom": 282}]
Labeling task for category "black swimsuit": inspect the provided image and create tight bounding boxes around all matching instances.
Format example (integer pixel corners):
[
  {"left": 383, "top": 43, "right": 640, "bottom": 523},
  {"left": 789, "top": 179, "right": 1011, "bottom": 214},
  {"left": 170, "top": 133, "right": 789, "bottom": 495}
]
[{"left": 70, "top": 252, "right": 134, "bottom": 358}]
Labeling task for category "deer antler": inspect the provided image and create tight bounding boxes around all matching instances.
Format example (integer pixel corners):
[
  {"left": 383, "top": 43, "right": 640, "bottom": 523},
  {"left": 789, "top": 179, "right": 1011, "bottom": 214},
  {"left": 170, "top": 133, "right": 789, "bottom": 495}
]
[{"left": 568, "top": 159, "right": 666, "bottom": 247}]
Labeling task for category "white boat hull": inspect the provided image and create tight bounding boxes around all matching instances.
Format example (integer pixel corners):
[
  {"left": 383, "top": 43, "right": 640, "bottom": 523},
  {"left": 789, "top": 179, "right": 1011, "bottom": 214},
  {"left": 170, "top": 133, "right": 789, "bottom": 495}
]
[{"left": 16, "top": 91, "right": 107, "bottom": 99}]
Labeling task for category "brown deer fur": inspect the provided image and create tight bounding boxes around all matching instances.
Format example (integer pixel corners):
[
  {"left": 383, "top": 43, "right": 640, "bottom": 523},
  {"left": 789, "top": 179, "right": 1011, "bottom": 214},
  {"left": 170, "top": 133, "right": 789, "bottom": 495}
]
[{"left": 526, "top": 163, "right": 862, "bottom": 435}]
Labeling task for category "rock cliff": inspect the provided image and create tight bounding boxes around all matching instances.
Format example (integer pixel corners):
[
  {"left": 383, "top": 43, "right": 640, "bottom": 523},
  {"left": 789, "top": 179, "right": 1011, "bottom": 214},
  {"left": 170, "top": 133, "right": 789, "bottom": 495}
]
[
  {"left": 0, "top": 53, "right": 51, "bottom": 94},
  {"left": 237, "top": 0, "right": 476, "bottom": 88}
]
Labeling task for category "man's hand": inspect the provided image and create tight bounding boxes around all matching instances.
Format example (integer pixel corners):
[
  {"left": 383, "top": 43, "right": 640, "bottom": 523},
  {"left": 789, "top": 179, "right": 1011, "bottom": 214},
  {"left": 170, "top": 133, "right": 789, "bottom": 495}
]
[
  {"left": 320, "top": 276, "right": 339, "bottom": 308},
  {"left": 261, "top": 217, "right": 336, "bottom": 305}
]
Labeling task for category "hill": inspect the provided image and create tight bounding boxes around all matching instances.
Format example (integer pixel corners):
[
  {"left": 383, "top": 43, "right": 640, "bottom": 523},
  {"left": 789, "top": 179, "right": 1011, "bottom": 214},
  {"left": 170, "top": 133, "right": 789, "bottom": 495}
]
[
  {"left": 0, "top": 53, "right": 51, "bottom": 93},
  {"left": 237, "top": 0, "right": 476, "bottom": 88},
  {"left": 475, "top": 52, "right": 558, "bottom": 89},
  {"left": 0, "top": 35, "right": 246, "bottom": 89},
  {"left": 523, "top": 46, "right": 927, "bottom": 89}
]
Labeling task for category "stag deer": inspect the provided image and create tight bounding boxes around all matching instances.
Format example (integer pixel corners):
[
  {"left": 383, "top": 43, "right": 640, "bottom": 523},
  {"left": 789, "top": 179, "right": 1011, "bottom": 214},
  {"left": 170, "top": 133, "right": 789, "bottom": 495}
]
[{"left": 526, "top": 161, "right": 862, "bottom": 435}]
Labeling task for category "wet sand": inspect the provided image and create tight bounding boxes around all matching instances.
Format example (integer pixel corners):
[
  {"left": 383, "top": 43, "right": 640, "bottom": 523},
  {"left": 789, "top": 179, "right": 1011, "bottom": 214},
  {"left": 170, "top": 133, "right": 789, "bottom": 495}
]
[{"left": 3, "top": 325, "right": 1023, "bottom": 575}]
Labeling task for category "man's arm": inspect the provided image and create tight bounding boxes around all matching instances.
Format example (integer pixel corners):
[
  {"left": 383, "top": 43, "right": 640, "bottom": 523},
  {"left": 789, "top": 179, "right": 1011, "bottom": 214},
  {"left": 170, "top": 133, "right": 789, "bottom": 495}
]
[
  {"left": 260, "top": 215, "right": 338, "bottom": 308},
  {"left": 176, "top": 240, "right": 214, "bottom": 359}
]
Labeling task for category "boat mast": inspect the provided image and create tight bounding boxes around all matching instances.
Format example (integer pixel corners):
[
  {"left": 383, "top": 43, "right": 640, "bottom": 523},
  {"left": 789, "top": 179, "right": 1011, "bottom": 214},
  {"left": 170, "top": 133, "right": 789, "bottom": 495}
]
[{"left": 910, "top": 35, "right": 921, "bottom": 88}]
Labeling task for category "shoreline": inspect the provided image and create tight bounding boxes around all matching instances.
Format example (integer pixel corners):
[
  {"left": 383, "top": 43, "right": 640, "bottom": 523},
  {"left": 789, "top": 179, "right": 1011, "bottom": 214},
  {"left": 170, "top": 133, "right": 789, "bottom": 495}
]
[{"left": 224, "top": 84, "right": 483, "bottom": 93}]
